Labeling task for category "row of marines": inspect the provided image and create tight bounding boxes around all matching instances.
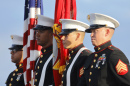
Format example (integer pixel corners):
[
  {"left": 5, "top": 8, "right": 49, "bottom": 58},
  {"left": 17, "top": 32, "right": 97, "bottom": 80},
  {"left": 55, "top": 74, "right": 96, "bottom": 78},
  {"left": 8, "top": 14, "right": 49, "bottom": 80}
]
[{"left": 6, "top": 13, "right": 130, "bottom": 86}]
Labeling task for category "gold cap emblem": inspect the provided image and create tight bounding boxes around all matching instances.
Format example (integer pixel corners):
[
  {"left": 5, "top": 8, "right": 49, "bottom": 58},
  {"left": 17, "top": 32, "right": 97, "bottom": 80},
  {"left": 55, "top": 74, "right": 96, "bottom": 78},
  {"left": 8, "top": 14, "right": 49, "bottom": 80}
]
[
  {"left": 35, "top": 15, "right": 38, "bottom": 19},
  {"left": 87, "top": 15, "right": 90, "bottom": 20},
  {"left": 11, "top": 35, "right": 13, "bottom": 39}
]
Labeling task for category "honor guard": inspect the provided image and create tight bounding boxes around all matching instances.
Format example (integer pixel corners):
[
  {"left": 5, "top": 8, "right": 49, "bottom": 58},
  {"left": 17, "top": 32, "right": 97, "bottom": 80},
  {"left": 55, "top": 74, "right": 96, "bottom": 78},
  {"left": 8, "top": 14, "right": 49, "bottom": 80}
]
[
  {"left": 33, "top": 15, "right": 54, "bottom": 86},
  {"left": 59, "top": 19, "right": 92, "bottom": 86},
  {"left": 78, "top": 13, "right": 130, "bottom": 86},
  {"left": 6, "top": 35, "right": 25, "bottom": 86}
]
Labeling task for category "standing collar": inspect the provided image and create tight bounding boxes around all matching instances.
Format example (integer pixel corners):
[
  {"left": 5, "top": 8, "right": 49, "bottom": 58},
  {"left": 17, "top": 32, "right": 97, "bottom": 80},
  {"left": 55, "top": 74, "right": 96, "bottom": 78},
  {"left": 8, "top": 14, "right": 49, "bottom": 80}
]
[
  {"left": 16, "top": 62, "right": 23, "bottom": 68},
  {"left": 94, "top": 40, "right": 112, "bottom": 52},
  {"left": 69, "top": 43, "right": 84, "bottom": 56},
  {"left": 41, "top": 44, "right": 52, "bottom": 54}
]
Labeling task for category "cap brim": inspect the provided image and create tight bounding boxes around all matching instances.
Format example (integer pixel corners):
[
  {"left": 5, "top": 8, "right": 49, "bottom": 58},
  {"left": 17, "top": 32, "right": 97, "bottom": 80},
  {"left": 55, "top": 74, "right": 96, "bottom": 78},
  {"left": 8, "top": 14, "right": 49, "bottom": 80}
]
[
  {"left": 85, "top": 28, "right": 92, "bottom": 33},
  {"left": 33, "top": 25, "right": 43, "bottom": 30},
  {"left": 59, "top": 29, "right": 77, "bottom": 35},
  {"left": 8, "top": 45, "right": 23, "bottom": 50},
  {"left": 33, "top": 25, "right": 52, "bottom": 30},
  {"left": 8, "top": 47, "right": 14, "bottom": 50},
  {"left": 59, "top": 31, "right": 71, "bottom": 35}
]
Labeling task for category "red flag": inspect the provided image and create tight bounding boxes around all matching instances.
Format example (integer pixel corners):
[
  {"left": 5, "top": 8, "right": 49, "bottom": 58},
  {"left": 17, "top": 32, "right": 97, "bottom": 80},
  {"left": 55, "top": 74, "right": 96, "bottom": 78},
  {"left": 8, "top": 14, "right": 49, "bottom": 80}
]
[{"left": 53, "top": 0, "right": 77, "bottom": 86}]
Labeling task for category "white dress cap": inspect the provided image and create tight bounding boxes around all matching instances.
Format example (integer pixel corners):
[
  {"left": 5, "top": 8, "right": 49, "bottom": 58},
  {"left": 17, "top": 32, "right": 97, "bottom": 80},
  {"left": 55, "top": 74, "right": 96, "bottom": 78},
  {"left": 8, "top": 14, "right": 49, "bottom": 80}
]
[
  {"left": 11, "top": 35, "right": 23, "bottom": 45},
  {"left": 36, "top": 15, "right": 54, "bottom": 27},
  {"left": 87, "top": 13, "right": 120, "bottom": 28},
  {"left": 60, "top": 19, "right": 89, "bottom": 31}
]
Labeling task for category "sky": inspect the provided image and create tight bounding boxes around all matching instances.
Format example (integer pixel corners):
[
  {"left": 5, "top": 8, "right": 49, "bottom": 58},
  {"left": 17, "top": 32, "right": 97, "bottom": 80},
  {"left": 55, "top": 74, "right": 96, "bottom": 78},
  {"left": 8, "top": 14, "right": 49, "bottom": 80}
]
[{"left": 0, "top": 0, "right": 130, "bottom": 85}]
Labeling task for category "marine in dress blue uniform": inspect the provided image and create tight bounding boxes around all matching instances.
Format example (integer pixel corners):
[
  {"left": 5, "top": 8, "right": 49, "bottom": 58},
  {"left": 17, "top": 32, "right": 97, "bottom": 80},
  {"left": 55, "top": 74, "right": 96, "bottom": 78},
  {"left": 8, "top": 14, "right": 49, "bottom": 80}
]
[
  {"left": 6, "top": 35, "right": 25, "bottom": 86},
  {"left": 33, "top": 15, "right": 54, "bottom": 86},
  {"left": 78, "top": 13, "right": 130, "bottom": 86},
  {"left": 59, "top": 19, "right": 92, "bottom": 86}
]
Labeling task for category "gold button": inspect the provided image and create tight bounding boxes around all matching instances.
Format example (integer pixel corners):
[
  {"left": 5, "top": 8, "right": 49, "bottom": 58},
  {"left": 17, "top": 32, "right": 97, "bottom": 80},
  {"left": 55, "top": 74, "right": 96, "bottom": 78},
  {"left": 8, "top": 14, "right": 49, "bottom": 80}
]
[
  {"left": 62, "top": 75, "right": 64, "bottom": 77},
  {"left": 71, "top": 50, "right": 73, "bottom": 53},
  {"left": 34, "top": 85, "right": 36, "bottom": 86},
  {"left": 91, "top": 65, "right": 93, "bottom": 68},
  {"left": 98, "top": 67, "right": 100, "bottom": 69},
  {"left": 84, "top": 67, "right": 85, "bottom": 69},
  {"left": 13, "top": 73, "right": 15, "bottom": 76},
  {"left": 19, "top": 64, "right": 22, "bottom": 67},
  {"left": 90, "top": 72, "right": 92, "bottom": 75},
  {"left": 9, "top": 83, "right": 12, "bottom": 86},
  {"left": 36, "top": 72, "right": 38, "bottom": 75},
  {"left": 69, "top": 57, "right": 71, "bottom": 59},
  {"left": 35, "top": 79, "right": 37, "bottom": 82},
  {"left": 93, "top": 59, "right": 96, "bottom": 63},
  {"left": 11, "top": 78, "right": 13, "bottom": 81},
  {"left": 41, "top": 55, "right": 43, "bottom": 58},
  {"left": 17, "top": 79, "right": 19, "bottom": 81},
  {"left": 44, "top": 49, "right": 46, "bottom": 52},
  {"left": 98, "top": 47, "right": 100, "bottom": 50},
  {"left": 61, "top": 81, "right": 63, "bottom": 84},
  {"left": 64, "top": 68, "right": 66, "bottom": 71},
  {"left": 67, "top": 62, "right": 69, "bottom": 65},
  {"left": 95, "top": 54, "right": 98, "bottom": 57},
  {"left": 37, "top": 66, "right": 40, "bottom": 69},
  {"left": 15, "top": 69, "right": 18, "bottom": 72},
  {"left": 89, "top": 79, "right": 91, "bottom": 82},
  {"left": 40, "top": 60, "right": 42, "bottom": 63}
]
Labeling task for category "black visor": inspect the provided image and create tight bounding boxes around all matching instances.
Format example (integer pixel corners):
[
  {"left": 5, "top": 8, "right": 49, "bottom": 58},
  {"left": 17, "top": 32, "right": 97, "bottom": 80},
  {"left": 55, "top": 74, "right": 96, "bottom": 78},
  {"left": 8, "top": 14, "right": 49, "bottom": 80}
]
[
  {"left": 9, "top": 45, "right": 23, "bottom": 51},
  {"left": 85, "top": 24, "right": 115, "bottom": 33},
  {"left": 33, "top": 25, "right": 52, "bottom": 30},
  {"left": 59, "top": 29, "right": 77, "bottom": 35}
]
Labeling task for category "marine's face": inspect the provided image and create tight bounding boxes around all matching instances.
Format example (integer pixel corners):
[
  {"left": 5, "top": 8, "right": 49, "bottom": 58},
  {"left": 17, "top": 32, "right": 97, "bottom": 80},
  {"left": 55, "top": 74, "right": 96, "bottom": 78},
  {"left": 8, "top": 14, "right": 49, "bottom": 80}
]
[
  {"left": 10, "top": 49, "right": 23, "bottom": 64},
  {"left": 35, "top": 30, "right": 52, "bottom": 47},
  {"left": 61, "top": 32, "right": 77, "bottom": 49},
  {"left": 90, "top": 28, "right": 106, "bottom": 46}
]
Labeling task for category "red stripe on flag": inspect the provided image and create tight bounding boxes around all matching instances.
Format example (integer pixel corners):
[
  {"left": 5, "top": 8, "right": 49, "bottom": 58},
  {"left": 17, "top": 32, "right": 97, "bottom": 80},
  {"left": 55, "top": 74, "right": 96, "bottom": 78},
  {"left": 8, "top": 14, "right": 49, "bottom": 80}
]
[
  {"left": 30, "top": 40, "right": 35, "bottom": 50},
  {"left": 23, "top": 30, "right": 28, "bottom": 46},
  {"left": 29, "top": 18, "right": 36, "bottom": 30},
  {"left": 23, "top": 57, "right": 27, "bottom": 72}
]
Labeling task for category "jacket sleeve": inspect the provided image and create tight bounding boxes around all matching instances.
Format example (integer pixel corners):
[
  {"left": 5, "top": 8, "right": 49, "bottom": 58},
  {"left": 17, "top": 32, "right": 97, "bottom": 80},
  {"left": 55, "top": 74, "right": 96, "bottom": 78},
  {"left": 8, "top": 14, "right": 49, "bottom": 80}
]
[
  {"left": 77, "top": 72, "right": 87, "bottom": 86},
  {"left": 108, "top": 50, "right": 130, "bottom": 86}
]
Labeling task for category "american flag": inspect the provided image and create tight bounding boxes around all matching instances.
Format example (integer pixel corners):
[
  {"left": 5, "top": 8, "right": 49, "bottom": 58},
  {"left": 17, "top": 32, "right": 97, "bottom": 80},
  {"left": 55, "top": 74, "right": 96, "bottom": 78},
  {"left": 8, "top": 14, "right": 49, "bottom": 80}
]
[{"left": 23, "top": 0, "right": 43, "bottom": 86}]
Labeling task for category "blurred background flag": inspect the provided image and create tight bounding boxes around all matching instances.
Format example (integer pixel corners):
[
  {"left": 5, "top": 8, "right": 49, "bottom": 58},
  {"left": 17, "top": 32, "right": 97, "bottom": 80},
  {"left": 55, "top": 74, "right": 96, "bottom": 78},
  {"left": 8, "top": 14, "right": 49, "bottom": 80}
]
[
  {"left": 53, "top": 0, "right": 77, "bottom": 85},
  {"left": 23, "top": 0, "right": 43, "bottom": 86}
]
